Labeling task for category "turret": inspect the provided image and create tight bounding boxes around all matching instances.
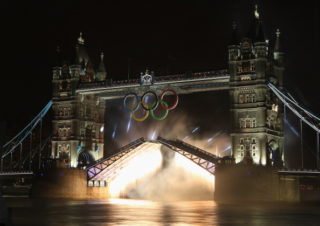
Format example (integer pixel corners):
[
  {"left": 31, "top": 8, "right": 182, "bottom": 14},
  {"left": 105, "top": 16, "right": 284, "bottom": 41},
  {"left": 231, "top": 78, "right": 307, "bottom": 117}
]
[
  {"left": 228, "top": 22, "right": 240, "bottom": 82},
  {"left": 273, "top": 29, "right": 285, "bottom": 88},
  {"left": 96, "top": 52, "right": 107, "bottom": 81},
  {"left": 273, "top": 29, "right": 284, "bottom": 65}
]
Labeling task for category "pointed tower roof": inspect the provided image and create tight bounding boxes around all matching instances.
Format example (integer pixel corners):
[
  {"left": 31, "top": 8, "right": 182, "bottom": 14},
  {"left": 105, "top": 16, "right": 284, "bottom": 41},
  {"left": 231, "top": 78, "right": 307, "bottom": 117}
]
[
  {"left": 247, "top": 4, "right": 265, "bottom": 42},
  {"left": 230, "top": 21, "right": 239, "bottom": 45},
  {"left": 97, "top": 52, "right": 106, "bottom": 72},
  {"left": 75, "top": 32, "right": 90, "bottom": 66},
  {"left": 54, "top": 46, "right": 63, "bottom": 67}
]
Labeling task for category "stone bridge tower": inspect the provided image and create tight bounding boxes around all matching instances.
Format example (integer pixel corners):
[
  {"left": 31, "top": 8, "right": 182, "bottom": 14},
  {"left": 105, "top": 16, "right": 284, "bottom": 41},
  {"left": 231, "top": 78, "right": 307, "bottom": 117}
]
[
  {"left": 51, "top": 33, "right": 105, "bottom": 168},
  {"left": 228, "top": 6, "right": 284, "bottom": 167}
]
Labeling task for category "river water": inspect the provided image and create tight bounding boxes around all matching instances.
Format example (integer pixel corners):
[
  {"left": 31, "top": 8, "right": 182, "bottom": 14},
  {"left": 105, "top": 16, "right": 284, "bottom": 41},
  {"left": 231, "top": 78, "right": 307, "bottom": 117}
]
[{"left": 4, "top": 198, "right": 320, "bottom": 226}]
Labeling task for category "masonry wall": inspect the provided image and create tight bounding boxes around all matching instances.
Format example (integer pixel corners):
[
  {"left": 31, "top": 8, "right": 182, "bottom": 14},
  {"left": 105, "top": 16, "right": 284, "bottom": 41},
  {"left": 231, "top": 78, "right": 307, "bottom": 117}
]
[
  {"left": 214, "top": 164, "right": 300, "bottom": 203},
  {"left": 31, "top": 168, "right": 108, "bottom": 199}
]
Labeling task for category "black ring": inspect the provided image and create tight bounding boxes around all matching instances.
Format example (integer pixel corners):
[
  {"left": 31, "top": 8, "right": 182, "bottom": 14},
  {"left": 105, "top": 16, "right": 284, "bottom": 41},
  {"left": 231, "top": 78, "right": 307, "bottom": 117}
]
[{"left": 141, "top": 91, "right": 159, "bottom": 111}]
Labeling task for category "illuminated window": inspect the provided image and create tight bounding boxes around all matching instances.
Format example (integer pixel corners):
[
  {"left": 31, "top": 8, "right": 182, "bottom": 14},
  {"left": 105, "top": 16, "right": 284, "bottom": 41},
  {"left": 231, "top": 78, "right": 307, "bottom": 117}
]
[
  {"left": 80, "top": 129, "right": 85, "bottom": 137},
  {"left": 246, "top": 119, "right": 251, "bottom": 128},
  {"left": 252, "top": 119, "right": 257, "bottom": 128},
  {"left": 240, "top": 119, "right": 245, "bottom": 128},
  {"left": 239, "top": 94, "right": 244, "bottom": 103},
  {"left": 251, "top": 94, "right": 256, "bottom": 102},
  {"left": 246, "top": 95, "right": 250, "bottom": 102}
]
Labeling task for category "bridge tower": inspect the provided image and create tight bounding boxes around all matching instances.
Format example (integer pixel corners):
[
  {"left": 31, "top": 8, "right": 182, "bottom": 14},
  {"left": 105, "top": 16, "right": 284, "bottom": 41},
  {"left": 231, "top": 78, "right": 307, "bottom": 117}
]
[
  {"left": 228, "top": 6, "right": 284, "bottom": 167},
  {"left": 51, "top": 33, "right": 105, "bottom": 168}
]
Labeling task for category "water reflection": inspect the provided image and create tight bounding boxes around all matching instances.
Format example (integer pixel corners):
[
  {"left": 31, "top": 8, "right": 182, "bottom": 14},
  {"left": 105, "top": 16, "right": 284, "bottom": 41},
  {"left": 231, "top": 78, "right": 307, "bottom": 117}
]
[{"left": 5, "top": 198, "right": 320, "bottom": 226}]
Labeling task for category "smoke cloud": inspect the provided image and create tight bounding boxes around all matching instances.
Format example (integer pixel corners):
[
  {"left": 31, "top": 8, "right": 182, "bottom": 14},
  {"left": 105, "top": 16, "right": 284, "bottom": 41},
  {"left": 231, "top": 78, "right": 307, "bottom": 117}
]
[{"left": 105, "top": 91, "right": 230, "bottom": 201}]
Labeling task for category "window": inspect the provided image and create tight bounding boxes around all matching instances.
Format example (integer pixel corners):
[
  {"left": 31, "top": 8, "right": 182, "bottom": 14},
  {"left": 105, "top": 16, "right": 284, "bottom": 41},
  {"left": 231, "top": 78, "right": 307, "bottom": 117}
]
[
  {"left": 239, "top": 94, "right": 244, "bottom": 103},
  {"left": 240, "top": 119, "right": 245, "bottom": 128},
  {"left": 252, "top": 94, "right": 256, "bottom": 102},
  {"left": 252, "top": 138, "right": 256, "bottom": 144},
  {"left": 246, "top": 95, "right": 250, "bottom": 103},
  {"left": 240, "top": 138, "right": 244, "bottom": 144},
  {"left": 80, "top": 129, "right": 85, "bottom": 137},
  {"left": 240, "top": 145, "right": 244, "bottom": 151},
  {"left": 246, "top": 119, "right": 251, "bottom": 128},
  {"left": 252, "top": 119, "right": 256, "bottom": 128}
]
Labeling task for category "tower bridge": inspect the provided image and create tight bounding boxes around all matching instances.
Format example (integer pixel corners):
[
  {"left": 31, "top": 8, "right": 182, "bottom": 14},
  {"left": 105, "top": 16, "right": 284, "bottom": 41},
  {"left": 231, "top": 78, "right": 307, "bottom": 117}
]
[{"left": 1, "top": 7, "right": 320, "bottom": 201}]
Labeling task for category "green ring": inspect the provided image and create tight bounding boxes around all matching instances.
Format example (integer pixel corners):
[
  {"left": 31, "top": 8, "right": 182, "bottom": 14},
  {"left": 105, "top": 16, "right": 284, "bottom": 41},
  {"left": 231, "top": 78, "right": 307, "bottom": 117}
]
[{"left": 150, "top": 100, "right": 169, "bottom": 120}]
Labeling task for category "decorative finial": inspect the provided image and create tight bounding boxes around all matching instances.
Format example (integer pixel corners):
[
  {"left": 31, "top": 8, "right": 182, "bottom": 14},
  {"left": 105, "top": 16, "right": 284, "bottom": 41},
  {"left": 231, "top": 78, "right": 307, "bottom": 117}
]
[
  {"left": 254, "top": 4, "right": 260, "bottom": 19},
  {"left": 276, "top": 29, "right": 280, "bottom": 38},
  {"left": 78, "top": 32, "right": 85, "bottom": 44},
  {"left": 100, "top": 52, "right": 104, "bottom": 61}
]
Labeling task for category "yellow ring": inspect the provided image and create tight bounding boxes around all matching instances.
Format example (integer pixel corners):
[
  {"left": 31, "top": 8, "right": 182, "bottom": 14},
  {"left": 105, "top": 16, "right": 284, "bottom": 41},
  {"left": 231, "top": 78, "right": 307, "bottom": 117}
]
[{"left": 131, "top": 101, "right": 150, "bottom": 122}]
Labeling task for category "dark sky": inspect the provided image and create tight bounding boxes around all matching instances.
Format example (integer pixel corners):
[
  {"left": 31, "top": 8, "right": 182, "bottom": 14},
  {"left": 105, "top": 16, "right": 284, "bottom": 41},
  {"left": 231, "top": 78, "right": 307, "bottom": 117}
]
[{"left": 1, "top": 0, "right": 319, "bottom": 142}]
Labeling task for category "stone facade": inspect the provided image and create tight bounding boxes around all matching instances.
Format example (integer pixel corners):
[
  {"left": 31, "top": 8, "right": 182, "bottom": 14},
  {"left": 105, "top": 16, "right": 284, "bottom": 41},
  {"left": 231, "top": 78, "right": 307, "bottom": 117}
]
[
  {"left": 228, "top": 18, "right": 284, "bottom": 166},
  {"left": 51, "top": 34, "right": 105, "bottom": 168}
]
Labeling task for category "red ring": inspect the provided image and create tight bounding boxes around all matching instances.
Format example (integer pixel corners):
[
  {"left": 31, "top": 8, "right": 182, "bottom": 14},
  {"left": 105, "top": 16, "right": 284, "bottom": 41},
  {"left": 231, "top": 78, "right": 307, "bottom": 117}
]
[{"left": 159, "top": 89, "right": 179, "bottom": 110}]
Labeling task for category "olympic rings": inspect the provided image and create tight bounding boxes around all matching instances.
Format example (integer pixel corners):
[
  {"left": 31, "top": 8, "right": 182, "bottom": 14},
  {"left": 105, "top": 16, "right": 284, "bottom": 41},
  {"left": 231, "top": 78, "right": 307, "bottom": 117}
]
[
  {"left": 160, "top": 89, "right": 179, "bottom": 110},
  {"left": 131, "top": 101, "right": 150, "bottom": 121},
  {"left": 150, "top": 100, "right": 169, "bottom": 120},
  {"left": 123, "top": 89, "right": 179, "bottom": 121}
]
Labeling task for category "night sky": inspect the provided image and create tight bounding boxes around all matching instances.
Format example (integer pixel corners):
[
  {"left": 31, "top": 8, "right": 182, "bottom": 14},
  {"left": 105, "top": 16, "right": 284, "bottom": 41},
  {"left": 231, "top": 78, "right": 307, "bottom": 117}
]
[{"left": 1, "top": 0, "right": 319, "bottom": 162}]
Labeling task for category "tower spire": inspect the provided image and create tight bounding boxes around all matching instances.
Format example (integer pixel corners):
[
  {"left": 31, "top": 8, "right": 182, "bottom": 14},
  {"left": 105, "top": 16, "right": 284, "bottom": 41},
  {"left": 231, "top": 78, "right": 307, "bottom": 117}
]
[
  {"left": 78, "top": 32, "right": 85, "bottom": 45},
  {"left": 96, "top": 52, "right": 107, "bottom": 81},
  {"left": 254, "top": 4, "right": 260, "bottom": 19},
  {"left": 230, "top": 21, "right": 239, "bottom": 45},
  {"left": 274, "top": 29, "right": 282, "bottom": 52}
]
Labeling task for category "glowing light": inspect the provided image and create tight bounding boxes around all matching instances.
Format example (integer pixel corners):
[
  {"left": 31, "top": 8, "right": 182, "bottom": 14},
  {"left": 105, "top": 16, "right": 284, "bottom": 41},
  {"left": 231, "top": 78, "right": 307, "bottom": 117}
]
[
  {"left": 285, "top": 119, "right": 300, "bottom": 137},
  {"left": 126, "top": 116, "right": 132, "bottom": 132},
  {"left": 106, "top": 142, "right": 215, "bottom": 199},
  {"left": 108, "top": 143, "right": 163, "bottom": 197},
  {"left": 150, "top": 130, "right": 157, "bottom": 140},
  {"left": 174, "top": 152, "right": 214, "bottom": 187},
  {"left": 254, "top": 4, "right": 259, "bottom": 19},
  {"left": 112, "top": 125, "right": 117, "bottom": 139},
  {"left": 207, "top": 131, "right": 223, "bottom": 143},
  {"left": 183, "top": 135, "right": 189, "bottom": 141},
  {"left": 223, "top": 145, "right": 231, "bottom": 152},
  {"left": 191, "top": 127, "right": 200, "bottom": 133},
  {"left": 100, "top": 125, "right": 104, "bottom": 133}
]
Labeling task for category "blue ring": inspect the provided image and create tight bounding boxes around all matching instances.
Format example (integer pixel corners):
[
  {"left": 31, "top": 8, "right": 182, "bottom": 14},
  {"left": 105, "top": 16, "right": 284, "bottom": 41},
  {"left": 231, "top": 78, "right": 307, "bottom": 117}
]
[{"left": 123, "top": 92, "right": 139, "bottom": 112}]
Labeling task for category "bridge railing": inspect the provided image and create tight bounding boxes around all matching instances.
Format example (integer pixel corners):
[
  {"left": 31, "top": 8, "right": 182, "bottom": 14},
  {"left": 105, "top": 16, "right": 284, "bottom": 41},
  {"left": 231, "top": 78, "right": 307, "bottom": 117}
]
[
  {"left": 157, "top": 136, "right": 220, "bottom": 163},
  {"left": 78, "top": 69, "right": 229, "bottom": 89},
  {"left": 1, "top": 101, "right": 53, "bottom": 172}
]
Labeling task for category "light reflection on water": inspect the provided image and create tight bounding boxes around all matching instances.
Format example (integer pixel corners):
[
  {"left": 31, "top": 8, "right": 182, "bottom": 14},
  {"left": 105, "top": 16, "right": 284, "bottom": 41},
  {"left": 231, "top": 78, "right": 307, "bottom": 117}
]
[{"left": 6, "top": 198, "right": 320, "bottom": 226}]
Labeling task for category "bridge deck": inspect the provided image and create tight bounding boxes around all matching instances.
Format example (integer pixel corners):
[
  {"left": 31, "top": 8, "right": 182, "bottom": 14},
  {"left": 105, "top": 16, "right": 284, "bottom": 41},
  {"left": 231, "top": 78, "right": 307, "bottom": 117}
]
[{"left": 76, "top": 70, "right": 230, "bottom": 98}]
